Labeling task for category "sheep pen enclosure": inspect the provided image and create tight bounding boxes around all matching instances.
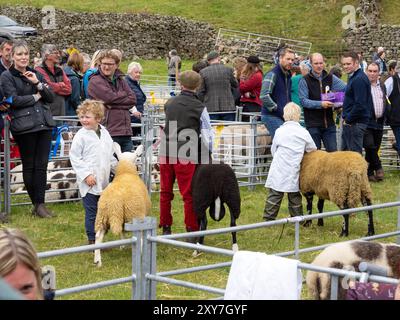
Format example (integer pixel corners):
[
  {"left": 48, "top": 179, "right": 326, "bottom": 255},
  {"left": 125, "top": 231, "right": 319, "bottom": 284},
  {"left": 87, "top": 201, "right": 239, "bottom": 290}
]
[{"left": 2, "top": 169, "right": 400, "bottom": 300}]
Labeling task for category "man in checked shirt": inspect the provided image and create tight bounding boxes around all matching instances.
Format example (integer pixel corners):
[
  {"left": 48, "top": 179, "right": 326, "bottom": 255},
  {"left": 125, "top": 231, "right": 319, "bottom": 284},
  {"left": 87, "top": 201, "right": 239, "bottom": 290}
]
[
  {"left": 260, "top": 47, "right": 295, "bottom": 140},
  {"left": 364, "top": 62, "right": 389, "bottom": 182}
]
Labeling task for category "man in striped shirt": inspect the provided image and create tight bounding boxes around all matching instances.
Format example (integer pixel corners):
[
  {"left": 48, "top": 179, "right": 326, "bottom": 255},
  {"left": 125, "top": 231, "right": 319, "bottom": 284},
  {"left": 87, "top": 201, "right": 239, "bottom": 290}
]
[{"left": 364, "top": 62, "right": 388, "bottom": 182}]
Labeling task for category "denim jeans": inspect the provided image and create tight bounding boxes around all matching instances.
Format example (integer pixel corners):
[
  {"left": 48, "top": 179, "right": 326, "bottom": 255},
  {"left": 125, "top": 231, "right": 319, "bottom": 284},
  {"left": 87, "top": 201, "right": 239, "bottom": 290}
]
[
  {"left": 307, "top": 125, "right": 338, "bottom": 151},
  {"left": 112, "top": 135, "right": 133, "bottom": 153},
  {"left": 363, "top": 128, "right": 383, "bottom": 176},
  {"left": 209, "top": 112, "right": 236, "bottom": 122},
  {"left": 168, "top": 74, "right": 176, "bottom": 89},
  {"left": 261, "top": 114, "right": 284, "bottom": 140},
  {"left": 391, "top": 126, "right": 400, "bottom": 156},
  {"left": 341, "top": 122, "right": 367, "bottom": 153},
  {"left": 82, "top": 193, "right": 100, "bottom": 242}
]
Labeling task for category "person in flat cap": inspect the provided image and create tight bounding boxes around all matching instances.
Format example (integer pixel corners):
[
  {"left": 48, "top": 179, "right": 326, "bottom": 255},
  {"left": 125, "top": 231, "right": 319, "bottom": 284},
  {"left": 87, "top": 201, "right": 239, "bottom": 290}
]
[
  {"left": 167, "top": 49, "right": 181, "bottom": 90},
  {"left": 207, "top": 50, "right": 219, "bottom": 61},
  {"left": 238, "top": 55, "right": 263, "bottom": 121},
  {"left": 159, "top": 70, "right": 214, "bottom": 238},
  {"left": 198, "top": 50, "right": 238, "bottom": 121}
]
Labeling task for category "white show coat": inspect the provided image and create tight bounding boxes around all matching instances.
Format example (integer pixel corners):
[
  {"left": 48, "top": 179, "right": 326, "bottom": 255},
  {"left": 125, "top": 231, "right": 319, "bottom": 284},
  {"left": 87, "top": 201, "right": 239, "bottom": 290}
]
[
  {"left": 70, "top": 125, "right": 117, "bottom": 197},
  {"left": 265, "top": 121, "right": 317, "bottom": 192}
]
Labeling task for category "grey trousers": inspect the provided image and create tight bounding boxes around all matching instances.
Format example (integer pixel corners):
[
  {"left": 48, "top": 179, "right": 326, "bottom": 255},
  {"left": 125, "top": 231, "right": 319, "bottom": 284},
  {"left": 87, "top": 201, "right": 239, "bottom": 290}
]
[{"left": 263, "top": 188, "right": 303, "bottom": 220}]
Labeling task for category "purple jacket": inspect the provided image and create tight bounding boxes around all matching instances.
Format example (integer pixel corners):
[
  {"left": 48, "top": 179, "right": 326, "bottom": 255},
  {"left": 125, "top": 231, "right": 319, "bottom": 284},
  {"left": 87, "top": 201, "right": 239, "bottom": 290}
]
[
  {"left": 88, "top": 69, "right": 136, "bottom": 137},
  {"left": 346, "top": 282, "right": 397, "bottom": 300}
]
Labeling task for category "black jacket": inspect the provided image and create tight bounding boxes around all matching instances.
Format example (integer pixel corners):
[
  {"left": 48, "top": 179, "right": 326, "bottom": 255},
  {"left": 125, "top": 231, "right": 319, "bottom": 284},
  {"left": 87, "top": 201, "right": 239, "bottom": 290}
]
[{"left": 0, "top": 66, "right": 55, "bottom": 135}]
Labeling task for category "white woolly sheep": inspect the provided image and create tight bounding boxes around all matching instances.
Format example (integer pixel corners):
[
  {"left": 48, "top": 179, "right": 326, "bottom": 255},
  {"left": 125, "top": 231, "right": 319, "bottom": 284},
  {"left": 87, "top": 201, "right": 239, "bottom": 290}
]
[
  {"left": 300, "top": 150, "right": 374, "bottom": 237},
  {"left": 94, "top": 143, "right": 151, "bottom": 267},
  {"left": 214, "top": 124, "right": 271, "bottom": 168},
  {"left": 191, "top": 163, "right": 241, "bottom": 254},
  {"left": 306, "top": 240, "right": 400, "bottom": 300}
]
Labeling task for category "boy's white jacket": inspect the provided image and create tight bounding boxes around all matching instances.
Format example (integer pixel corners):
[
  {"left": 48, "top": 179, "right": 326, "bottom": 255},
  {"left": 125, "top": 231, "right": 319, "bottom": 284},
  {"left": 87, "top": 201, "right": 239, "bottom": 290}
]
[
  {"left": 265, "top": 121, "right": 316, "bottom": 192},
  {"left": 69, "top": 124, "right": 117, "bottom": 197}
]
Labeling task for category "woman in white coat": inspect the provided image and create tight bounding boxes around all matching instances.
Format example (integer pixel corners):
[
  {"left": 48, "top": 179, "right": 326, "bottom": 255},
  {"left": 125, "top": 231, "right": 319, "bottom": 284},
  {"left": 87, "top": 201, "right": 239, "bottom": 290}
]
[{"left": 263, "top": 102, "right": 317, "bottom": 221}]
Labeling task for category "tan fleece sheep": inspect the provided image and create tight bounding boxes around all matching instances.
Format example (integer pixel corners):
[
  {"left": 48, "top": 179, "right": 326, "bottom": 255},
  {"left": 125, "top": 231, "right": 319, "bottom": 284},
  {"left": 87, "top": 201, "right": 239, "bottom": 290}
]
[
  {"left": 300, "top": 150, "right": 374, "bottom": 237},
  {"left": 94, "top": 144, "right": 151, "bottom": 267}
]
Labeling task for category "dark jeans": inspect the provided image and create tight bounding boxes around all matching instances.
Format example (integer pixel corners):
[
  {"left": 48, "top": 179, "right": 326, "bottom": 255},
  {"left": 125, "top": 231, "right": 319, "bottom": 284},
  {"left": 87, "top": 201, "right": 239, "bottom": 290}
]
[
  {"left": 261, "top": 114, "right": 284, "bottom": 140},
  {"left": 168, "top": 74, "right": 176, "bottom": 89},
  {"left": 341, "top": 122, "right": 367, "bottom": 153},
  {"left": 263, "top": 188, "right": 303, "bottom": 220},
  {"left": 13, "top": 130, "right": 52, "bottom": 205},
  {"left": 307, "top": 125, "right": 338, "bottom": 151},
  {"left": 363, "top": 128, "right": 383, "bottom": 176},
  {"left": 82, "top": 193, "right": 100, "bottom": 242},
  {"left": 209, "top": 112, "right": 236, "bottom": 121},
  {"left": 240, "top": 102, "right": 261, "bottom": 122},
  {"left": 391, "top": 126, "right": 400, "bottom": 156},
  {"left": 112, "top": 135, "right": 133, "bottom": 153}
]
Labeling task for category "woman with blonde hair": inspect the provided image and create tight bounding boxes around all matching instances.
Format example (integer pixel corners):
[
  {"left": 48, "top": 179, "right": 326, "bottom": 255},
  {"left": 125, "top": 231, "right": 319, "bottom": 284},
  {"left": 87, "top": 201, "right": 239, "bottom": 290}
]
[
  {"left": 82, "top": 49, "right": 103, "bottom": 99},
  {"left": 0, "top": 228, "right": 43, "bottom": 300},
  {"left": 239, "top": 55, "right": 263, "bottom": 121}
]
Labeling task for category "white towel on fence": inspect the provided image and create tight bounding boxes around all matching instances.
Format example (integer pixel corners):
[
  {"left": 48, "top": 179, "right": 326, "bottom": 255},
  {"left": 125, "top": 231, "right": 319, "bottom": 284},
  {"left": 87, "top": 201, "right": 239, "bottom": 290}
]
[{"left": 224, "top": 251, "right": 302, "bottom": 300}]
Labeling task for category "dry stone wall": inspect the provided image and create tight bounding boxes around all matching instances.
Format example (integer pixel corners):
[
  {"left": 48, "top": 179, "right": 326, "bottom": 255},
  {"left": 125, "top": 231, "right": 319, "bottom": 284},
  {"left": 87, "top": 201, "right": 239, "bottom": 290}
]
[
  {"left": 344, "top": 0, "right": 400, "bottom": 61},
  {"left": 0, "top": 5, "right": 217, "bottom": 60}
]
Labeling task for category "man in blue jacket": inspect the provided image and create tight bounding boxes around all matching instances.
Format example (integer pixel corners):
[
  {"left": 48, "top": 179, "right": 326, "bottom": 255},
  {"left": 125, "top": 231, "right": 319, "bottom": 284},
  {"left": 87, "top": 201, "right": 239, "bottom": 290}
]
[
  {"left": 341, "top": 51, "right": 373, "bottom": 153},
  {"left": 260, "top": 48, "right": 295, "bottom": 139}
]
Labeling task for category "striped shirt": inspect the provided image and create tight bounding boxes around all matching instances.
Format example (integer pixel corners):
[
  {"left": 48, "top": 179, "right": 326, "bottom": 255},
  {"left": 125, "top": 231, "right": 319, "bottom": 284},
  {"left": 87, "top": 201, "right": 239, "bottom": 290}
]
[{"left": 370, "top": 81, "right": 384, "bottom": 119}]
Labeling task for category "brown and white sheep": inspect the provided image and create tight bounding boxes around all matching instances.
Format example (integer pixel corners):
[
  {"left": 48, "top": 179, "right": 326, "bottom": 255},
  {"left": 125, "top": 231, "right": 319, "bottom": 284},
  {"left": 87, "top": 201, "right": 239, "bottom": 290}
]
[
  {"left": 306, "top": 240, "right": 400, "bottom": 300},
  {"left": 300, "top": 150, "right": 374, "bottom": 237},
  {"left": 94, "top": 143, "right": 151, "bottom": 267}
]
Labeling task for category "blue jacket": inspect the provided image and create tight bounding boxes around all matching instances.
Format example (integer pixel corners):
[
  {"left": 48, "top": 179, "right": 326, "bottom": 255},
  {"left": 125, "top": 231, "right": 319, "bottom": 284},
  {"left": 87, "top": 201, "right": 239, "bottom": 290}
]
[
  {"left": 82, "top": 67, "right": 97, "bottom": 99},
  {"left": 343, "top": 68, "right": 372, "bottom": 125},
  {"left": 63, "top": 66, "right": 82, "bottom": 116},
  {"left": 125, "top": 75, "right": 147, "bottom": 124},
  {"left": 262, "top": 64, "right": 291, "bottom": 119}
]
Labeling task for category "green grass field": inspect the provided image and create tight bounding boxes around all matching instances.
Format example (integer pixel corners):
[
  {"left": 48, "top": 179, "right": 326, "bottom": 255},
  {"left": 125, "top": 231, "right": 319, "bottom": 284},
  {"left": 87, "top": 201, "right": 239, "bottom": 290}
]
[{"left": 2, "top": 169, "right": 400, "bottom": 300}]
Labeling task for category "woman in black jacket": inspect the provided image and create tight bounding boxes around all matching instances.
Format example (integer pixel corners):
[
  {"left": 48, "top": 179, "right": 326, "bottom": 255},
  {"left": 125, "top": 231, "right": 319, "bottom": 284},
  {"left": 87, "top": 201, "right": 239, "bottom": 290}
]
[{"left": 1, "top": 41, "right": 56, "bottom": 218}]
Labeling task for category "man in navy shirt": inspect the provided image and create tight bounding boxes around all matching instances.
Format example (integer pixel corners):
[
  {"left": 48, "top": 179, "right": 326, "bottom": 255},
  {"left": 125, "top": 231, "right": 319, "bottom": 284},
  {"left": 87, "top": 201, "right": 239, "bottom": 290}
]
[{"left": 341, "top": 51, "right": 373, "bottom": 153}]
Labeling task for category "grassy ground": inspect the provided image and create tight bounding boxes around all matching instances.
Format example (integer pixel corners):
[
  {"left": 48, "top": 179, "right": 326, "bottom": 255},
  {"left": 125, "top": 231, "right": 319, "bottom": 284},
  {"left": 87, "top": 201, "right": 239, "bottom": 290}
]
[{"left": 2, "top": 170, "right": 400, "bottom": 300}]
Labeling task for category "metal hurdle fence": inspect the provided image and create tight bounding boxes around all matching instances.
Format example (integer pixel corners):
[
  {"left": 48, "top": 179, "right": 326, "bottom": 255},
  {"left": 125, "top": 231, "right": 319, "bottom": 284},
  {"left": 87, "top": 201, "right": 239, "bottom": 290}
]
[
  {"left": 215, "top": 28, "right": 312, "bottom": 63},
  {"left": 37, "top": 201, "right": 400, "bottom": 300},
  {"left": 2, "top": 105, "right": 400, "bottom": 214}
]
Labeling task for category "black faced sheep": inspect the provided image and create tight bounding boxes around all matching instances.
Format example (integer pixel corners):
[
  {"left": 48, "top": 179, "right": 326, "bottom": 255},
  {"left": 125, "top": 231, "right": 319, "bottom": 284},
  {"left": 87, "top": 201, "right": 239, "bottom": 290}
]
[
  {"left": 94, "top": 144, "right": 151, "bottom": 267},
  {"left": 306, "top": 240, "right": 400, "bottom": 300},
  {"left": 191, "top": 163, "right": 241, "bottom": 253},
  {"left": 300, "top": 150, "right": 374, "bottom": 237}
]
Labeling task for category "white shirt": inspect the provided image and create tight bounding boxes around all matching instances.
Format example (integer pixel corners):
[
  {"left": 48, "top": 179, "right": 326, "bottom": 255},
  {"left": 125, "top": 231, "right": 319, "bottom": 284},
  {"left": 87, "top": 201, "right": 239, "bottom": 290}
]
[
  {"left": 385, "top": 72, "right": 400, "bottom": 97},
  {"left": 70, "top": 125, "right": 117, "bottom": 197},
  {"left": 265, "top": 121, "right": 317, "bottom": 192}
]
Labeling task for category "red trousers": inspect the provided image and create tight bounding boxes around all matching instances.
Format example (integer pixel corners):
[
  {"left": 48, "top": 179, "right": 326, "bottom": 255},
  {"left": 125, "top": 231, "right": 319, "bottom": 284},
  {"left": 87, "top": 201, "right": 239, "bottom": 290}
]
[{"left": 159, "top": 159, "right": 199, "bottom": 231}]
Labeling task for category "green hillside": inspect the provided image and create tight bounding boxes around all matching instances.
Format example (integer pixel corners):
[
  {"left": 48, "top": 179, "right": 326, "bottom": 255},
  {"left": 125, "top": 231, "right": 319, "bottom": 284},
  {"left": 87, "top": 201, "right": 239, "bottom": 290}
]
[{"left": 1, "top": 0, "right": 359, "bottom": 53}]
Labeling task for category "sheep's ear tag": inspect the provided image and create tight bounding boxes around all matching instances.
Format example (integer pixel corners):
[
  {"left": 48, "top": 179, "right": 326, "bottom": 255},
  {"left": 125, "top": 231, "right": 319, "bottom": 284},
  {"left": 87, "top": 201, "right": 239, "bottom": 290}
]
[{"left": 113, "top": 142, "right": 123, "bottom": 159}]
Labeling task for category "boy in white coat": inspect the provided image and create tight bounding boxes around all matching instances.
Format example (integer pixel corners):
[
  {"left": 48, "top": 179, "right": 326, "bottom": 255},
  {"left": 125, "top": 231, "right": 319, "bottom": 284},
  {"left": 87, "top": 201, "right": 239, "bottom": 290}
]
[
  {"left": 263, "top": 102, "right": 317, "bottom": 221},
  {"left": 70, "top": 100, "right": 117, "bottom": 244}
]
